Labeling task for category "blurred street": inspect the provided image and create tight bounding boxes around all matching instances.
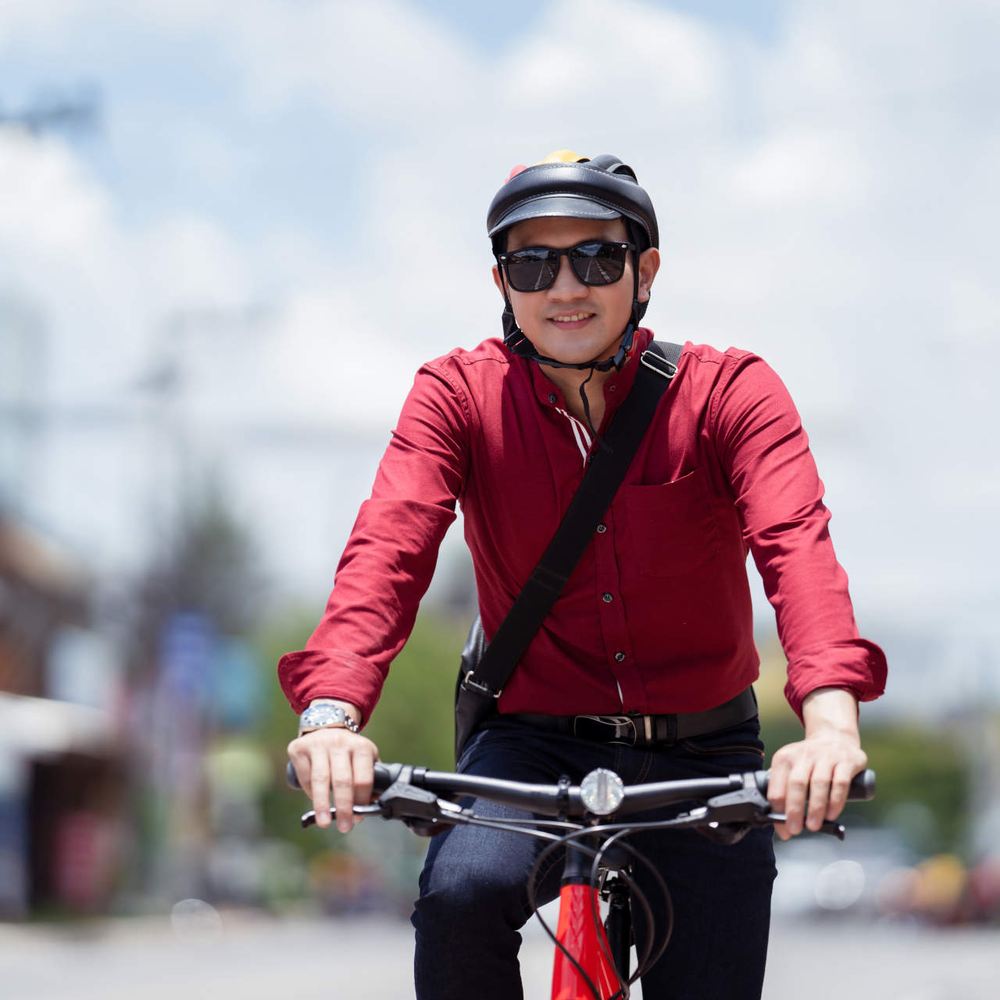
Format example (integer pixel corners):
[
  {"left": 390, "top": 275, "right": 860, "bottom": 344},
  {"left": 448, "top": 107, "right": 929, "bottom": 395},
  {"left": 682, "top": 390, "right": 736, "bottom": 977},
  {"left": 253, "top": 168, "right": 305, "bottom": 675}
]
[{"left": 1, "top": 911, "right": 996, "bottom": 1000}]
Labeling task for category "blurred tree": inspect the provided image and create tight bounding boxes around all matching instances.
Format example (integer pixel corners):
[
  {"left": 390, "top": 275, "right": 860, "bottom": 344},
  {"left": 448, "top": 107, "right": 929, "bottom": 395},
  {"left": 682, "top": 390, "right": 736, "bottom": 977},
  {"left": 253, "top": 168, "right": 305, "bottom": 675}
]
[{"left": 122, "top": 472, "right": 267, "bottom": 900}]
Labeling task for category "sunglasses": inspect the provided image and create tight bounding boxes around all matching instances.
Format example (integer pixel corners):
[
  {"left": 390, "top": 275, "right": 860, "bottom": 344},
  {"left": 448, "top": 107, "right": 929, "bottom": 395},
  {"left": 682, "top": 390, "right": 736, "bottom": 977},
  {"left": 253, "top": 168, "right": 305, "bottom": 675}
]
[{"left": 498, "top": 241, "right": 636, "bottom": 293}]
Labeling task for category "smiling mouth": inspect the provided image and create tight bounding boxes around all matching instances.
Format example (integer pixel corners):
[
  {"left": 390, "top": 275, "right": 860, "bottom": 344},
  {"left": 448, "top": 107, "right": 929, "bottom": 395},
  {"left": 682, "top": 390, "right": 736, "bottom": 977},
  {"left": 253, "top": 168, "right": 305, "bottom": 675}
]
[{"left": 550, "top": 312, "right": 595, "bottom": 324}]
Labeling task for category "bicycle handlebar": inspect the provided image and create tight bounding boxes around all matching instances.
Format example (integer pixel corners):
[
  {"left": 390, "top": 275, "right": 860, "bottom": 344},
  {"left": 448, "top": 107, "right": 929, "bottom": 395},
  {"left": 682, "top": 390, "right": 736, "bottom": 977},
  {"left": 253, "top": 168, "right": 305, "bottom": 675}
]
[{"left": 286, "top": 760, "right": 876, "bottom": 818}]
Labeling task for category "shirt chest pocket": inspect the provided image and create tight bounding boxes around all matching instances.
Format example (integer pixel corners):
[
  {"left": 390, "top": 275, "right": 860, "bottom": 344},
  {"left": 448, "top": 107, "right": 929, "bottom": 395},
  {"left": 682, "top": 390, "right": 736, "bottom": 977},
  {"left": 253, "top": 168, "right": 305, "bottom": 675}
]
[{"left": 617, "top": 468, "right": 721, "bottom": 579}]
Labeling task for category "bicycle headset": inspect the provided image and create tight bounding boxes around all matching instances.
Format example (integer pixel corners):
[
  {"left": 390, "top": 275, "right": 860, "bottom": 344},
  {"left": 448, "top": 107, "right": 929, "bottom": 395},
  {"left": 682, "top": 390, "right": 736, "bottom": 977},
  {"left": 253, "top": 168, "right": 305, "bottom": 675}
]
[{"left": 486, "top": 150, "right": 659, "bottom": 375}]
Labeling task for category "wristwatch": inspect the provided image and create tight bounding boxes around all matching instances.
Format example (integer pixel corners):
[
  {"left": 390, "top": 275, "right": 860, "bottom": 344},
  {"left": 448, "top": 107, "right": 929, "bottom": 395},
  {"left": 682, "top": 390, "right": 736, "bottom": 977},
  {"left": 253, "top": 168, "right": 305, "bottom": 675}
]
[{"left": 297, "top": 702, "right": 361, "bottom": 737}]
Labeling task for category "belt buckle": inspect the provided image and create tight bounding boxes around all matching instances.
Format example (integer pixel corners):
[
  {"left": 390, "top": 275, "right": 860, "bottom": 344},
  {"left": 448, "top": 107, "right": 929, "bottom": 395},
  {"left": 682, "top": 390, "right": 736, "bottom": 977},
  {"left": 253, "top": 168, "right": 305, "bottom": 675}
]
[{"left": 573, "top": 714, "right": 637, "bottom": 745}]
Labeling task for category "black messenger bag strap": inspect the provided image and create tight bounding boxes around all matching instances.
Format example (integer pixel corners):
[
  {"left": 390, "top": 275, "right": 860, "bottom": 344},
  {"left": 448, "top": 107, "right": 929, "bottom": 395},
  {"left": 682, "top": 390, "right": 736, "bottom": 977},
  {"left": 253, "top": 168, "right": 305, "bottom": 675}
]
[{"left": 455, "top": 341, "right": 682, "bottom": 759}]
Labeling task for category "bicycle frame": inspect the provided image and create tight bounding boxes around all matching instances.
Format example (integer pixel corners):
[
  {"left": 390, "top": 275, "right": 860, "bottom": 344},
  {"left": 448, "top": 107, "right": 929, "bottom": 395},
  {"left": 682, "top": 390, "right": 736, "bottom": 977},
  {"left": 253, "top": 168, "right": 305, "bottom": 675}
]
[{"left": 552, "top": 843, "right": 626, "bottom": 1000}]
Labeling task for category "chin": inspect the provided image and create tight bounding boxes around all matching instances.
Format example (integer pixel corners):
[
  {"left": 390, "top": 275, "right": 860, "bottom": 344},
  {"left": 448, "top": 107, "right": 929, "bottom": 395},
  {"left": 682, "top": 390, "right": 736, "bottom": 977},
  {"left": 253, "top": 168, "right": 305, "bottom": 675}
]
[{"left": 531, "top": 333, "right": 620, "bottom": 366}]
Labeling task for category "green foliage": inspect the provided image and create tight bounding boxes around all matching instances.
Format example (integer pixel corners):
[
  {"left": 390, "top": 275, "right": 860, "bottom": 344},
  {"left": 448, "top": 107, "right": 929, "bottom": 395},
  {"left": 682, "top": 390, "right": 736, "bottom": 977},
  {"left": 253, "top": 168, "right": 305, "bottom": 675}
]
[
  {"left": 362, "top": 611, "right": 471, "bottom": 771},
  {"left": 853, "top": 725, "right": 969, "bottom": 855}
]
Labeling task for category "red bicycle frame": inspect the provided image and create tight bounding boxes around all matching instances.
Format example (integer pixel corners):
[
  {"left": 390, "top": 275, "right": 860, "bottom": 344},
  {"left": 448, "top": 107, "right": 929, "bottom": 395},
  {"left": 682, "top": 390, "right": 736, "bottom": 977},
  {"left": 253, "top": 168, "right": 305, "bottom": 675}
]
[
  {"left": 550, "top": 843, "right": 628, "bottom": 1000},
  {"left": 551, "top": 881, "right": 619, "bottom": 999}
]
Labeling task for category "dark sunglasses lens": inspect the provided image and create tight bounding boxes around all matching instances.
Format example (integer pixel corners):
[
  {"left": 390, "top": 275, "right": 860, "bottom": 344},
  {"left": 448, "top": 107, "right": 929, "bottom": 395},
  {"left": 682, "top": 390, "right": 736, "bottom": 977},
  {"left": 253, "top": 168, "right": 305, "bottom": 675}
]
[
  {"left": 570, "top": 243, "right": 627, "bottom": 286},
  {"left": 506, "top": 248, "right": 557, "bottom": 292}
]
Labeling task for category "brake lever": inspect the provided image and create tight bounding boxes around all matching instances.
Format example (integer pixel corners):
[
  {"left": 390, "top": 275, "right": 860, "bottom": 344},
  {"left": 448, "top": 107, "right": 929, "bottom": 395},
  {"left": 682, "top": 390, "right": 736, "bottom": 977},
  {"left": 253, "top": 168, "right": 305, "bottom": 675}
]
[
  {"left": 765, "top": 812, "right": 846, "bottom": 841},
  {"left": 299, "top": 803, "right": 382, "bottom": 829}
]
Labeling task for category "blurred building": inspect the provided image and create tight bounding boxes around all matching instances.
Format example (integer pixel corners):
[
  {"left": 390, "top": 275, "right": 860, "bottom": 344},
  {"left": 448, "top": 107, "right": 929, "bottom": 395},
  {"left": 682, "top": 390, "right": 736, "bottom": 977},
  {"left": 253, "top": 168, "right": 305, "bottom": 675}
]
[{"left": 0, "top": 513, "right": 123, "bottom": 917}]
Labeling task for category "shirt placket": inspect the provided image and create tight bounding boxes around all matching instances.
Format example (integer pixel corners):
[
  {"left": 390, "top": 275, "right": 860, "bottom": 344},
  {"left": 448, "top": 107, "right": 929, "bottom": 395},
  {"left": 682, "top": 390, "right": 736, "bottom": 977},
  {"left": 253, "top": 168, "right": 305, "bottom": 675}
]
[{"left": 593, "top": 507, "right": 645, "bottom": 712}]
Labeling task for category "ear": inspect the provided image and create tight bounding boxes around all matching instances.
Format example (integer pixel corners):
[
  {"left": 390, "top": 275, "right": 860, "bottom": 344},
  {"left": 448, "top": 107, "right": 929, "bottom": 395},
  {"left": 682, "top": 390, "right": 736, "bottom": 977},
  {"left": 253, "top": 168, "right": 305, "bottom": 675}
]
[
  {"left": 637, "top": 247, "right": 660, "bottom": 303},
  {"left": 492, "top": 263, "right": 506, "bottom": 297}
]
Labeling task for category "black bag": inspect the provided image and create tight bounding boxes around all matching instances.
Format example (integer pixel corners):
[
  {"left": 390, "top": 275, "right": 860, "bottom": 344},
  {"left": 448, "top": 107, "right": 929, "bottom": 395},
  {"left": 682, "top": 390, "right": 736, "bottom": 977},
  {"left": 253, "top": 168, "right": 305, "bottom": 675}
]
[
  {"left": 454, "top": 615, "right": 489, "bottom": 761},
  {"left": 454, "top": 342, "right": 682, "bottom": 761}
]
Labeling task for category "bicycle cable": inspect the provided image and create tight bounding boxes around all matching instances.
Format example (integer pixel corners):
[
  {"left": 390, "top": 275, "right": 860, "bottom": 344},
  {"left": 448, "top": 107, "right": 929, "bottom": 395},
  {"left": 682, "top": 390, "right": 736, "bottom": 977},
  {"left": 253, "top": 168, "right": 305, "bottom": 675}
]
[
  {"left": 527, "top": 833, "right": 608, "bottom": 1000},
  {"left": 524, "top": 825, "right": 666, "bottom": 1000},
  {"left": 589, "top": 827, "right": 673, "bottom": 992}
]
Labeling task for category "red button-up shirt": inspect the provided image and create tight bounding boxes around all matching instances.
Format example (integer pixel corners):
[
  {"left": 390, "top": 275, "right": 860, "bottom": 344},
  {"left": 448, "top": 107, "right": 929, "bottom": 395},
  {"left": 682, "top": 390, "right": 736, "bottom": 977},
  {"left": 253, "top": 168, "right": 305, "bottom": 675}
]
[{"left": 278, "top": 329, "right": 886, "bottom": 724}]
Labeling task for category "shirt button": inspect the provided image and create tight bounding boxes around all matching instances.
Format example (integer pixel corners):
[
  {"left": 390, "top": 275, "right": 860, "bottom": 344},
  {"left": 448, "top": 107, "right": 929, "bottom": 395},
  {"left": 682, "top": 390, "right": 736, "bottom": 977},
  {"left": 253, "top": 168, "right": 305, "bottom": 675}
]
[
  {"left": 596, "top": 523, "right": 607, "bottom": 534},
  {"left": 609, "top": 384, "right": 617, "bottom": 392},
  {"left": 614, "top": 651, "right": 625, "bottom": 662},
  {"left": 548, "top": 393, "right": 557, "bottom": 403},
  {"left": 602, "top": 592, "right": 613, "bottom": 603}
]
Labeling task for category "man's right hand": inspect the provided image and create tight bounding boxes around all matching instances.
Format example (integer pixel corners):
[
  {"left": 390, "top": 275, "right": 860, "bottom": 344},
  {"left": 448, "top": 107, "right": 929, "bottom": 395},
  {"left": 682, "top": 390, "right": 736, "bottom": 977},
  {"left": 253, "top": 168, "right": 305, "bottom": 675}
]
[{"left": 287, "top": 710, "right": 379, "bottom": 833}]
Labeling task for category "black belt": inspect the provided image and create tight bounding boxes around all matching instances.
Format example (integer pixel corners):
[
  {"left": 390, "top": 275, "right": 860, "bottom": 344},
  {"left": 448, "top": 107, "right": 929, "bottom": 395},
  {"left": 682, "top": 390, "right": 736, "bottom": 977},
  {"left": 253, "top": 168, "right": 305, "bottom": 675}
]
[{"left": 507, "top": 687, "right": 757, "bottom": 747}]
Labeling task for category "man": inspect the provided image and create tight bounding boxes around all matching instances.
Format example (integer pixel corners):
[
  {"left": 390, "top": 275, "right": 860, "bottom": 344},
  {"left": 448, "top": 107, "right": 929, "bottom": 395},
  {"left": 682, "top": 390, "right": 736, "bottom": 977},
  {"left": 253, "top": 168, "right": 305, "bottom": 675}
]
[{"left": 280, "top": 151, "right": 886, "bottom": 998}]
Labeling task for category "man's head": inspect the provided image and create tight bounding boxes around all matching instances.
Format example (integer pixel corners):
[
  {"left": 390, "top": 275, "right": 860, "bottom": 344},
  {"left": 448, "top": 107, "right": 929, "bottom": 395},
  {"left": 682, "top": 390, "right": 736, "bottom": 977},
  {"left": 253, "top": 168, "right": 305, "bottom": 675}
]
[
  {"left": 486, "top": 152, "right": 660, "bottom": 371},
  {"left": 492, "top": 214, "right": 658, "bottom": 369}
]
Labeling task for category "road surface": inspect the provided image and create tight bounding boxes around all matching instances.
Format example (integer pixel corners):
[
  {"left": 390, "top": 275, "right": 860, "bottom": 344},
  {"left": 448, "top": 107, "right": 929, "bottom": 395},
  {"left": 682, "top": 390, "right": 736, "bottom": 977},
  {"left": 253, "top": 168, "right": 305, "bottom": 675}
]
[{"left": 1, "top": 910, "right": 996, "bottom": 999}]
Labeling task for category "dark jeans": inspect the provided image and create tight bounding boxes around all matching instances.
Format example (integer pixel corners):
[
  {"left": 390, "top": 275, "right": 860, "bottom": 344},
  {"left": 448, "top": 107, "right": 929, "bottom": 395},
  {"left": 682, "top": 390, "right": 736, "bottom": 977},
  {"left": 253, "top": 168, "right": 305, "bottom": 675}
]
[{"left": 411, "top": 717, "right": 776, "bottom": 1000}]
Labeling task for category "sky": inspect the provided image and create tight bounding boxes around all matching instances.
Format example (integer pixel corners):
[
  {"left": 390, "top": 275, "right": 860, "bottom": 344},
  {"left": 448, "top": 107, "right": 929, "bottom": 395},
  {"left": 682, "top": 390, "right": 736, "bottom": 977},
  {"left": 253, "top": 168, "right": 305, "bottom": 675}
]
[{"left": 1, "top": 0, "right": 999, "bottom": 713}]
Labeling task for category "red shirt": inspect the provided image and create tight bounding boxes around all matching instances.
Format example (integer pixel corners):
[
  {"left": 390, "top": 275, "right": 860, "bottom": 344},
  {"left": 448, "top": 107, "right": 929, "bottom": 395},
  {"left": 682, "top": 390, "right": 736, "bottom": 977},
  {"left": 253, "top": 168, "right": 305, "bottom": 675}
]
[{"left": 278, "top": 329, "right": 886, "bottom": 724}]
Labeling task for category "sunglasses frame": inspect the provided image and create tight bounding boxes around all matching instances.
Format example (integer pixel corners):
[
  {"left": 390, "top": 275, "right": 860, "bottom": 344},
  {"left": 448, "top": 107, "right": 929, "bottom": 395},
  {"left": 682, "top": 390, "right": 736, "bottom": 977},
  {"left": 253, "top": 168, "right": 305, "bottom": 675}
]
[{"left": 498, "top": 240, "right": 637, "bottom": 293}]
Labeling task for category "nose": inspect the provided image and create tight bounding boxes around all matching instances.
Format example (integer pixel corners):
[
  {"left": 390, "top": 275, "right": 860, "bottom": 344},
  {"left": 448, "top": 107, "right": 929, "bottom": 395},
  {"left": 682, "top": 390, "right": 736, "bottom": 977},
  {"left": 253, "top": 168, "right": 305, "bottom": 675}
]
[{"left": 547, "top": 253, "right": 587, "bottom": 299}]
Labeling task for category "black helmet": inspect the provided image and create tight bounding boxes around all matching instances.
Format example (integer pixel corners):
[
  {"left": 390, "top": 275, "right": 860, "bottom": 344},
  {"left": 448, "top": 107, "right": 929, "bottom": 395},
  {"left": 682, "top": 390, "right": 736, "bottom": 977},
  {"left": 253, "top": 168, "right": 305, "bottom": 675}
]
[
  {"left": 487, "top": 152, "right": 658, "bottom": 253},
  {"left": 486, "top": 151, "right": 658, "bottom": 376}
]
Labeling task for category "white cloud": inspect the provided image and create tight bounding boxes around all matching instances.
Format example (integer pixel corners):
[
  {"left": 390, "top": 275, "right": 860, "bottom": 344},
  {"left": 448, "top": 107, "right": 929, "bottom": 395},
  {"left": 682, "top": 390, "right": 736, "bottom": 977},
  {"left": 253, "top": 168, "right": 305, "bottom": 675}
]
[
  {"left": 1, "top": 0, "right": 998, "bottom": 626},
  {"left": 0, "top": 131, "right": 109, "bottom": 255},
  {"left": 262, "top": 286, "right": 429, "bottom": 429},
  {"left": 727, "top": 127, "right": 868, "bottom": 207}
]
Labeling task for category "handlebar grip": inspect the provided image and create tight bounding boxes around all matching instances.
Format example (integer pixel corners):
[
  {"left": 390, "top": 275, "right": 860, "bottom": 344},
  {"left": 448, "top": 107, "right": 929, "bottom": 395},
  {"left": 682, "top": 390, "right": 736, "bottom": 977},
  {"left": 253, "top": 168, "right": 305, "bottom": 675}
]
[
  {"left": 286, "top": 760, "right": 401, "bottom": 793},
  {"left": 754, "top": 767, "right": 876, "bottom": 801},
  {"left": 846, "top": 768, "right": 876, "bottom": 801}
]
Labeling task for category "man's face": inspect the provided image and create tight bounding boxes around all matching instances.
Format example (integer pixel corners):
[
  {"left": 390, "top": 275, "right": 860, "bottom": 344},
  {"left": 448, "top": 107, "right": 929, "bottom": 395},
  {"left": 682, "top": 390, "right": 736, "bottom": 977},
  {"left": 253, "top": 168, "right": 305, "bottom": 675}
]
[{"left": 492, "top": 215, "right": 659, "bottom": 367}]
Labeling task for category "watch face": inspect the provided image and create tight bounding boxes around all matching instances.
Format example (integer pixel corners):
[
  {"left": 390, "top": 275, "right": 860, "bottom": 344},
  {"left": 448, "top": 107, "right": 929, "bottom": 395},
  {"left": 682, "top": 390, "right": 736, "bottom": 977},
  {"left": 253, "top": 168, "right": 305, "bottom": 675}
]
[{"left": 303, "top": 704, "right": 344, "bottom": 727}]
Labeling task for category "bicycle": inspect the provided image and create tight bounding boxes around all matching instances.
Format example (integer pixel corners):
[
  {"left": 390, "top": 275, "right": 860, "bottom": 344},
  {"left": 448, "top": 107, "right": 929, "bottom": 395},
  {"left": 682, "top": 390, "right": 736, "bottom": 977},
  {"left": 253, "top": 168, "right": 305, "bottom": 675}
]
[{"left": 287, "top": 760, "right": 876, "bottom": 1000}]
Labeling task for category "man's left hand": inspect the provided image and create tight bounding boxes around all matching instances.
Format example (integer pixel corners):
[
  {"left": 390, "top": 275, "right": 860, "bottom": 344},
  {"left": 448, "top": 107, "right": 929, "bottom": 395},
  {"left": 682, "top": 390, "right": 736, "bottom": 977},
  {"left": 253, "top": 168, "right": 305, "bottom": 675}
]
[{"left": 767, "top": 687, "right": 867, "bottom": 840}]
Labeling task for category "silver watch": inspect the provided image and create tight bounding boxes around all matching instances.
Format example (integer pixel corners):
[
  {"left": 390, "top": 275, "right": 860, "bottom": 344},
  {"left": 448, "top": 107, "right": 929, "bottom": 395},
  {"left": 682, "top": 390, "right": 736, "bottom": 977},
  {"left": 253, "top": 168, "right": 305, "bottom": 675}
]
[{"left": 298, "top": 702, "right": 361, "bottom": 736}]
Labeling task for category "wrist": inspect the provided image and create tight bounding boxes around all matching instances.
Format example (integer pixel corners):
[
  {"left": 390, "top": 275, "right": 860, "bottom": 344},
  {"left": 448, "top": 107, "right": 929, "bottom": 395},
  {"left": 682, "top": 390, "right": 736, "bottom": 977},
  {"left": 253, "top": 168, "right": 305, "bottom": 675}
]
[
  {"left": 298, "top": 701, "right": 362, "bottom": 736},
  {"left": 307, "top": 698, "right": 362, "bottom": 722}
]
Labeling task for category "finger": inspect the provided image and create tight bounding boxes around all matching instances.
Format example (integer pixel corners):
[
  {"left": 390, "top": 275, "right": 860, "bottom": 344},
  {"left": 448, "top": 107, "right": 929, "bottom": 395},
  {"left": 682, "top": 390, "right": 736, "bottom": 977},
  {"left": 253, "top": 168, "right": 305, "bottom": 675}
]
[
  {"left": 352, "top": 743, "right": 376, "bottom": 807},
  {"left": 805, "top": 764, "right": 833, "bottom": 832},
  {"left": 330, "top": 747, "right": 356, "bottom": 833},
  {"left": 767, "top": 755, "right": 791, "bottom": 816},
  {"left": 766, "top": 757, "right": 792, "bottom": 840},
  {"left": 287, "top": 740, "right": 311, "bottom": 796},
  {"left": 782, "top": 764, "right": 811, "bottom": 837},
  {"left": 307, "top": 749, "right": 332, "bottom": 828},
  {"left": 825, "top": 761, "right": 855, "bottom": 821}
]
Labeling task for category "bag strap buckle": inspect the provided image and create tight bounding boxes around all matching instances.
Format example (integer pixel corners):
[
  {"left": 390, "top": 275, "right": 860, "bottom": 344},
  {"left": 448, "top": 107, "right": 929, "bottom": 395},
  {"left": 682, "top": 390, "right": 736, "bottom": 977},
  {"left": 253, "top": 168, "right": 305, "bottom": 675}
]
[
  {"left": 462, "top": 670, "right": 502, "bottom": 699},
  {"left": 639, "top": 349, "right": 678, "bottom": 380}
]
